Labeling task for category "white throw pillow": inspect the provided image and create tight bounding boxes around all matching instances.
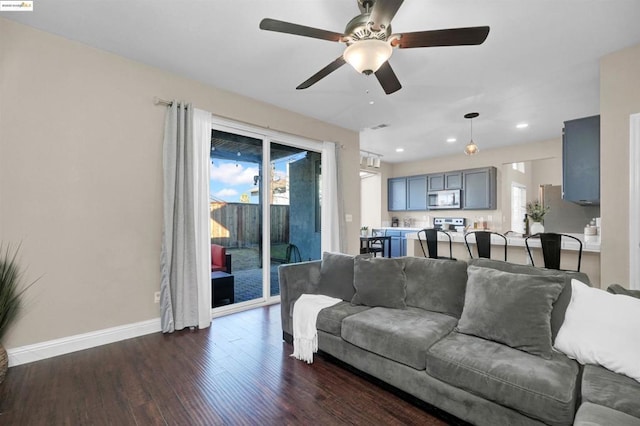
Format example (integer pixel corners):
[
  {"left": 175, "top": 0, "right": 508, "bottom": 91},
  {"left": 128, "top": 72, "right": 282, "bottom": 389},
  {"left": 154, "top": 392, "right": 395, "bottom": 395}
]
[{"left": 554, "top": 279, "right": 640, "bottom": 383}]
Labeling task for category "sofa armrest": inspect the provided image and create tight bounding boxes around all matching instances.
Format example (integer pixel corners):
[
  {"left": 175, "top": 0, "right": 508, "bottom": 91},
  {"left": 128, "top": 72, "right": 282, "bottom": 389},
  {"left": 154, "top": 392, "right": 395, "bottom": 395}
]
[{"left": 278, "top": 260, "right": 321, "bottom": 338}]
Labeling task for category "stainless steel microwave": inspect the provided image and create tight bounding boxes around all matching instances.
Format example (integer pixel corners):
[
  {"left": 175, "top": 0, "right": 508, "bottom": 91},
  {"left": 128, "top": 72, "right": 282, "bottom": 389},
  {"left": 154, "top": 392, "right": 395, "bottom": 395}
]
[{"left": 428, "top": 189, "right": 461, "bottom": 209}]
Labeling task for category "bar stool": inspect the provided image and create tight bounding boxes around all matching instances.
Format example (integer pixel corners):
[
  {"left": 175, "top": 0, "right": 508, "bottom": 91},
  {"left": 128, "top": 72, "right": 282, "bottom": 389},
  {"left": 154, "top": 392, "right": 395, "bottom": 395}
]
[
  {"left": 417, "top": 229, "right": 456, "bottom": 260},
  {"left": 525, "top": 233, "right": 583, "bottom": 272},
  {"left": 464, "top": 231, "right": 508, "bottom": 261}
]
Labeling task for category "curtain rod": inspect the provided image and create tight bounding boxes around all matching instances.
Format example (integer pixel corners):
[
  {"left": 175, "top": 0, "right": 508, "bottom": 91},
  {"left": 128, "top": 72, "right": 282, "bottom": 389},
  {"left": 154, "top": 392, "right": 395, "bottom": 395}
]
[
  {"left": 153, "top": 97, "right": 173, "bottom": 106},
  {"left": 153, "top": 96, "right": 346, "bottom": 149}
]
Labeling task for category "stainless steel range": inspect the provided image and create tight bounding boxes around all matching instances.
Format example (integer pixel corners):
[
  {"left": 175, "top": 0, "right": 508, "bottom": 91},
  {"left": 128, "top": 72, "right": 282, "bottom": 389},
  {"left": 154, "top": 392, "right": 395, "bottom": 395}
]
[{"left": 433, "top": 217, "right": 466, "bottom": 231}]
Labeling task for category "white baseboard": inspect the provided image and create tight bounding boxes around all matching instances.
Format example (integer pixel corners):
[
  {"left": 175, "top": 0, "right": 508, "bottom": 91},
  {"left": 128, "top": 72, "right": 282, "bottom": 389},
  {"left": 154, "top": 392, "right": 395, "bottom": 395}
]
[{"left": 7, "top": 318, "right": 162, "bottom": 367}]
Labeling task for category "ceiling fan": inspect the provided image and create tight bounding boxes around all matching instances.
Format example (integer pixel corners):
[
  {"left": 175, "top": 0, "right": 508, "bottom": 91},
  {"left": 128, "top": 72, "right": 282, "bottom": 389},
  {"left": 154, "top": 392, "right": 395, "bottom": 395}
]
[{"left": 259, "top": 0, "right": 490, "bottom": 95}]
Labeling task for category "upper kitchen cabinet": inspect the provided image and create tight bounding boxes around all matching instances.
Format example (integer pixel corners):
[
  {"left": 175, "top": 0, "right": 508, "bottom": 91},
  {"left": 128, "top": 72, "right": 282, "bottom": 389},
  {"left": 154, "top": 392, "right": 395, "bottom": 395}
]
[
  {"left": 388, "top": 175, "right": 427, "bottom": 211},
  {"left": 562, "top": 115, "right": 600, "bottom": 205},
  {"left": 388, "top": 177, "right": 407, "bottom": 211},
  {"left": 444, "top": 172, "right": 463, "bottom": 190},
  {"left": 463, "top": 167, "right": 497, "bottom": 210},
  {"left": 428, "top": 172, "right": 463, "bottom": 191},
  {"left": 406, "top": 176, "right": 427, "bottom": 210}
]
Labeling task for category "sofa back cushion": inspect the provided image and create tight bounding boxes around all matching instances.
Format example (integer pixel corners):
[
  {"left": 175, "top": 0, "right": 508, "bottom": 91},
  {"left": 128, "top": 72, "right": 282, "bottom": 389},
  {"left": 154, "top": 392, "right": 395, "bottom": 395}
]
[
  {"left": 468, "top": 258, "right": 590, "bottom": 341},
  {"left": 351, "top": 256, "right": 406, "bottom": 309},
  {"left": 318, "top": 252, "right": 357, "bottom": 301},
  {"left": 404, "top": 257, "right": 468, "bottom": 318},
  {"left": 456, "top": 265, "right": 564, "bottom": 359}
]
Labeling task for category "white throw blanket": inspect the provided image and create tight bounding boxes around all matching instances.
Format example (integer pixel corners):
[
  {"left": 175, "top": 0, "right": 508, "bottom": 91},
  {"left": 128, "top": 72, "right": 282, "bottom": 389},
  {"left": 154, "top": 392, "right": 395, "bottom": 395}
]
[{"left": 291, "top": 294, "right": 341, "bottom": 364}]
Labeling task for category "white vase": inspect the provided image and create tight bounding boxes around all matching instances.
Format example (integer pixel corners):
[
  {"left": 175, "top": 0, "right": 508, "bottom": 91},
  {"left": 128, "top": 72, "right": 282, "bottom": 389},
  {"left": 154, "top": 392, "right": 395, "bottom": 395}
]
[{"left": 530, "top": 221, "right": 545, "bottom": 235}]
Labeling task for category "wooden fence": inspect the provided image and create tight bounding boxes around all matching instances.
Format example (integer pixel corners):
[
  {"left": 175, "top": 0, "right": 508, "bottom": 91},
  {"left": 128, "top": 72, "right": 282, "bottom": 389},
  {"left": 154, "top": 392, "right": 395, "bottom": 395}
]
[{"left": 210, "top": 202, "right": 289, "bottom": 248}]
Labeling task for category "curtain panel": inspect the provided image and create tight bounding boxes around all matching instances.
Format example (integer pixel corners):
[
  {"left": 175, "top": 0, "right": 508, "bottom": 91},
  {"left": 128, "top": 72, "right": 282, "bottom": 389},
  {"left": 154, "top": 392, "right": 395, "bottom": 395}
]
[
  {"left": 160, "top": 102, "right": 212, "bottom": 333},
  {"left": 321, "top": 141, "right": 344, "bottom": 253}
]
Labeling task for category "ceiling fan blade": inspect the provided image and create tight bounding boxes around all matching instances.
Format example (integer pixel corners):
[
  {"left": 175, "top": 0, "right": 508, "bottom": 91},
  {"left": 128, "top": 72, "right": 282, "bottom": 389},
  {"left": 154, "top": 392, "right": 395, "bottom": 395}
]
[
  {"left": 259, "top": 18, "right": 344, "bottom": 42},
  {"left": 296, "top": 56, "right": 347, "bottom": 90},
  {"left": 394, "top": 26, "right": 490, "bottom": 49},
  {"left": 368, "top": 0, "right": 404, "bottom": 31},
  {"left": 374, "top": 61, "right": 402, "bottom": 94}
]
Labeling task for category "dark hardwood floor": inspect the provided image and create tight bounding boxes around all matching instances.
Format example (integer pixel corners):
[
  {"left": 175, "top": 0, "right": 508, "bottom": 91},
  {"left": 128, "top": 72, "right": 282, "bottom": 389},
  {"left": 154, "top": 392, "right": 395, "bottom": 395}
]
[{"left": 0, "top": 305, "right": 453, "bottom": 425}]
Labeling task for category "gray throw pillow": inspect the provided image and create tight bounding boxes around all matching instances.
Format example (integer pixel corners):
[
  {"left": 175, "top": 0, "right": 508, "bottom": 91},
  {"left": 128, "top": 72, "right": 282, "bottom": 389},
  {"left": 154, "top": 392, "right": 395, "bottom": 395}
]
[
  {"left": 468, "top": 258, "right": 590, "bottom": 342},
  {"left": 351, "top": 257, "right": 406, "bottom": 309},
  {"left": 318, "top": 252, "right": 356, "bottom": 301},
  {"left": 607, "top": 284, "right": 640, "bottom": 299},
  {"left": 403, "top": 257, "right": 467, "bottom": 318},
  {"left": 456, "top": 265, "right": 564, "bottom": 359}
]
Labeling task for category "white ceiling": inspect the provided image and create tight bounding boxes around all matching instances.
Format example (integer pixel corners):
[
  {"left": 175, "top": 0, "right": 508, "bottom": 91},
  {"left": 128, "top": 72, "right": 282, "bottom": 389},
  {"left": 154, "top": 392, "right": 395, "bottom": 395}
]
[{"left": 4, "top": 0, "right": 640, "bottom": 163}]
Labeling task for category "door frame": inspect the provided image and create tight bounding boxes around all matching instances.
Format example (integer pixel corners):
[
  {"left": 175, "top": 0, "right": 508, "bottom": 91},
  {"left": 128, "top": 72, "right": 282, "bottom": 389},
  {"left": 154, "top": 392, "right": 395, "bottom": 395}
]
[{"left": 210, "top": 115, "right": 323, "bottom": 314}]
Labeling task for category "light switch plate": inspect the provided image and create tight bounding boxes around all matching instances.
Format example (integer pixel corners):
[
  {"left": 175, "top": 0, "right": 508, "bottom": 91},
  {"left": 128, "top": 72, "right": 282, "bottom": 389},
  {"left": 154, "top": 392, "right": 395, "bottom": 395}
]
[{"left": 345, "top": 214, "right": 353, "bottom": 222}]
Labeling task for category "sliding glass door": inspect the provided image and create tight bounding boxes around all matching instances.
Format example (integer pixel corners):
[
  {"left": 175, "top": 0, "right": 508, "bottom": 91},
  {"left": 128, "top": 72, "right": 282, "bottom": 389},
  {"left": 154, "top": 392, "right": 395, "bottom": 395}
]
[
  {"left": 269, "top": 142, "right": 322, "bottom": 298},
  {"left": 209, "top": 121, "right": 322, "bottom": 310}
]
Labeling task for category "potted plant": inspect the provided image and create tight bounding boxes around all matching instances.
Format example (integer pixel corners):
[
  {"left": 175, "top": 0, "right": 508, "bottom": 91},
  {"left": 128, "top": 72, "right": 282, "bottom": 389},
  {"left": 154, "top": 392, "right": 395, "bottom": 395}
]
[
  {"left": 526, "top": 200, "right": 550, "bottom": 234},
  {"left": 360, "top": 226, "right": 369, "bottom": 237},
  {"left": 0, "top": 244, "right": 38, "bottom": 384}
]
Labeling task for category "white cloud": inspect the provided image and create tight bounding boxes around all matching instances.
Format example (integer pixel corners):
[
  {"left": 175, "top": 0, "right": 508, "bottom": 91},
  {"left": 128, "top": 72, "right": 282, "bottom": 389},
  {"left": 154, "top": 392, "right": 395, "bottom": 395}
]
[
  {"left": 214, "top": 188, "right": 239, "bottom": 198},
  {"left": 211, "top": 162, "right": 259, "bottom": 185}
]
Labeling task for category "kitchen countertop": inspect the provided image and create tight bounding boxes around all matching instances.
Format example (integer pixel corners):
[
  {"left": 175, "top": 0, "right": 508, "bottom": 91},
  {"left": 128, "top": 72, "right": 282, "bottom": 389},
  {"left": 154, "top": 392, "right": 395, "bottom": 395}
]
[{"left": 404, "top": 230, "right": 600, "bottom": 253}]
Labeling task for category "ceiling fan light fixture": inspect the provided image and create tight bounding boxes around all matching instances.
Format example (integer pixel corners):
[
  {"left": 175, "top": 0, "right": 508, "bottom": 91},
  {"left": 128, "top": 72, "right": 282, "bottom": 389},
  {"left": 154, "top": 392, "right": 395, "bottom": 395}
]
[{"left": 343, "top": 39, "right": 392, "bottom": 75}]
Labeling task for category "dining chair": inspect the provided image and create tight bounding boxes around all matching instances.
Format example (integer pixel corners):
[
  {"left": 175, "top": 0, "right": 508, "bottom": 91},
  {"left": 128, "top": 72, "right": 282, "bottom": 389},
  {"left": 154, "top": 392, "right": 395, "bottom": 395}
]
[
  {"left": 464, "top": 231, "right": 508, "bottom": 261},
  {"left": 367, "top": 229, "right": 386, "bottom": 257},
  {"left": 416, "top": 228, "right": 455, "bottom": 260},
  {"left": 525, "top": 233, "right": 583, "bottom": 271}
]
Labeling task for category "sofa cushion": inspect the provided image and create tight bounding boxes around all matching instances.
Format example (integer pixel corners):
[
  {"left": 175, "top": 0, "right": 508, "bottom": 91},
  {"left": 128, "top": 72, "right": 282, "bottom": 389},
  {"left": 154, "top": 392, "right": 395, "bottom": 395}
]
[
  {"left": 403, "top": 257, "right": 467, "bottom": 318},
  {"left": 317, "top": 252, "right": 357, "bottom": 301},
  {"left": 426, "top": 332, "right": 579, "bottom": 426},
  {"left": 554, "top": 279, "right": 640, "bottom": 382},
  {"left": 574, "top": 402, "right": 640, "bottom": 426},
  {"left": 468, "top": 258, "right": 590, "bottom": 342},
  {"left": 341, "top": 307, "right": 457, "bottom": 370},
  {"left": 456, "top": 265, "right": 563, "bottom": 359},
  {"left": 316, "top": 301, "right": 371, "bottom": 337},
  {"left": 581, "top": 364, "right": 640, "bottom": 419},
  {"left": 351, "top": 256, "right": 406, "bottom": 309}
]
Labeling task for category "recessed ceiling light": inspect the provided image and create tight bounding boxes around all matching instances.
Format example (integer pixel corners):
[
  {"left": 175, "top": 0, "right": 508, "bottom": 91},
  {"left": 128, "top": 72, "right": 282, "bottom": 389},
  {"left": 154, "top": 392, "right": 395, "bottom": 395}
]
[
  {"left": 516, "top": 123, "right": 529, "bottom": 129},
  {"left": 369, "top": 100, "right": 375, "bottom": 105},
  {"left": 395, "top": 148, "right": 404, "bottom": 152},
  {"left": 446, "top": 138, "right": 457, "bottom": 143}
]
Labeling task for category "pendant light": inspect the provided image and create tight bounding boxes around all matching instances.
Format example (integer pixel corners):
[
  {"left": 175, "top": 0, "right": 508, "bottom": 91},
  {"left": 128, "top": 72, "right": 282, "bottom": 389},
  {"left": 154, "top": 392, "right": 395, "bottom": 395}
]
[{"left": 464, "top": 112, "right": 480, "bottom": 155}]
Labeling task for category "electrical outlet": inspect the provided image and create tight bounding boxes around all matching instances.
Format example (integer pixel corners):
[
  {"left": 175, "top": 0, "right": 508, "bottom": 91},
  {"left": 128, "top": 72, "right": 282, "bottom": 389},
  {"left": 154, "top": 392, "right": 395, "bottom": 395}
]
[{"left": 154, "top": 291, "right": 161, "bottom": 304}]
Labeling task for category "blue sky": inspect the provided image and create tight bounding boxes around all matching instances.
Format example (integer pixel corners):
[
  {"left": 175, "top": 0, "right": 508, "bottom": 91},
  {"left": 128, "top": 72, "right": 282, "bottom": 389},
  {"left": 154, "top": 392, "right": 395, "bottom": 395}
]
[{"left": 210, "top": 159, "right": 288, "bottom": 203}]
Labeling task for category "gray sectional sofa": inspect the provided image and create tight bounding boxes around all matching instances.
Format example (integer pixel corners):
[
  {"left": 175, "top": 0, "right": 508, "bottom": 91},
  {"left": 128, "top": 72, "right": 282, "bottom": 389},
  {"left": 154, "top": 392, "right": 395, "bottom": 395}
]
[{"left": 279, "top": 253, "right": 640, "bottom": 426}]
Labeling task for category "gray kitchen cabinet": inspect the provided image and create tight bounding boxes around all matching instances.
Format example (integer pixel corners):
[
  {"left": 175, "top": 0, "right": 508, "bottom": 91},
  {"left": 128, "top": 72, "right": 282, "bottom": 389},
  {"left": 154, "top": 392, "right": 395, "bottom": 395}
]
[
  {"left": 406, "top": 175, "right": 427, "bottom": 210},
  {"left": 463, "top": 167, "right": 497, "bottom": 210},
  {"left": 388, "top": 177, "right": 407, "bottom": 211},
  {"left": 387, "top": 230, "right": 402, "bottom": 257},
  {"left": 562, "top": 115, "right": 600, "bottom": 205},
  {"left": 428, "top": 172, "right": 462, "bottom": 191},
  {"left": 387, "top": 229, "right": 410, "bottom": 257},
  {"left": 427, "top": 174, "right": 445, "bottom": 191},
  {"left": 445, "top": 172, "right": 463, "bottom": 189}
]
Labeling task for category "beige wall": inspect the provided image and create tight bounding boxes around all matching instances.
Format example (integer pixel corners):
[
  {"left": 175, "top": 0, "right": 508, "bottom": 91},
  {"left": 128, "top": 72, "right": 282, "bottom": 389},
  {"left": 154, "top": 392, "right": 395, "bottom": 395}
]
[
  {"left": 387, "top": 138, "right": 562, "bottom": 231},
  {"left": 0, "top": 18, "right": 360, "bottom": 349},
  {"left": 600, "top": 43, "right": 640, "bottom": 287}
]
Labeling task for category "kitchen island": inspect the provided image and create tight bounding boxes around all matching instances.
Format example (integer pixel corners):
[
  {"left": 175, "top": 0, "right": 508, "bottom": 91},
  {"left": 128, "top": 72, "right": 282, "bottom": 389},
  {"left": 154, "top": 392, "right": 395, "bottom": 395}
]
[{"left": 405, "top": 231, "right": 601, "bottom": 287}]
